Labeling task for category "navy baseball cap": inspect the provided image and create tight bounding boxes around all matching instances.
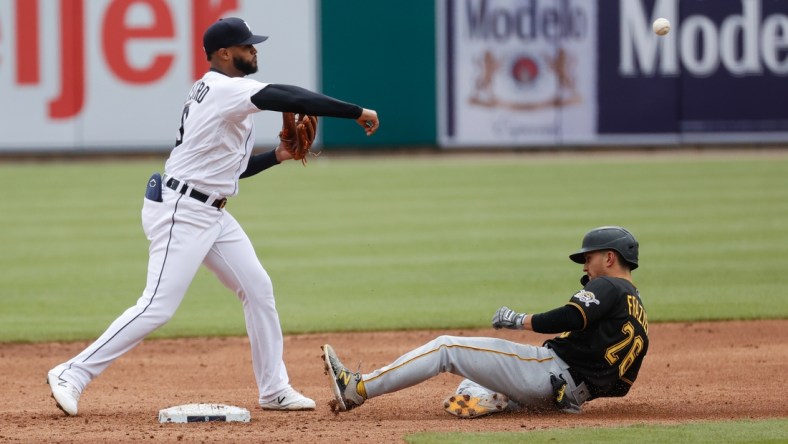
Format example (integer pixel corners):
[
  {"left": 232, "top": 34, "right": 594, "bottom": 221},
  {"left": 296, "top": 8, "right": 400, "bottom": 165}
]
[{"left": 203, "top": 17, "right": 268, "bottom": 56}]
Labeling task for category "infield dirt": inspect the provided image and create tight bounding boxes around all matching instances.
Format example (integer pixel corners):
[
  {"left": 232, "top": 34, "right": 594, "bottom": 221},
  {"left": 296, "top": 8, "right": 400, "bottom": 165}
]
[{"left": 2, "top": 320, "right": 786, "bottom": 443}]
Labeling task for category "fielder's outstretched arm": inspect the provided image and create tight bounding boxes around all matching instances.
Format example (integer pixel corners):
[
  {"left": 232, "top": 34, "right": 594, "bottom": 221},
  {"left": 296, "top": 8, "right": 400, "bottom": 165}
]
[
  {"left": 252, "top": 84, "right": 361, "bottom": 117},
  {"left": 252, "top": 84, "right": 379, "bottom": 135},
  {"left": 241, "top": 85, "right": 378, "bottom": 178}
]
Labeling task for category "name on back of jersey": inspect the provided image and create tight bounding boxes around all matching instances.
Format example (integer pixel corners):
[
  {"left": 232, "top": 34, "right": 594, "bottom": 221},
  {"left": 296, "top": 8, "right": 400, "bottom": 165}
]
[{"left": 627, "top": 294, "right": 648, "bottom": 335}]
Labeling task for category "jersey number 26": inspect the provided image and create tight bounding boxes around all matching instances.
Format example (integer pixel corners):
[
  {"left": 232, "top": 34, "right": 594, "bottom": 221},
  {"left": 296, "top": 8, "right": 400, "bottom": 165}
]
[{"left": 604, "top": 322, "right": 645, "bottom": 378}]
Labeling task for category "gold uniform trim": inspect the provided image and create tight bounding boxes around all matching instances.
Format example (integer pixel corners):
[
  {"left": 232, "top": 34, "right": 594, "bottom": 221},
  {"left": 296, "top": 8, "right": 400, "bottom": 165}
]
[
  {"left": 365, "top": 343, "right": 554, "bottom": 383},
  {"left": 566, "top": 302, "right": 588, "bottom": 330}
]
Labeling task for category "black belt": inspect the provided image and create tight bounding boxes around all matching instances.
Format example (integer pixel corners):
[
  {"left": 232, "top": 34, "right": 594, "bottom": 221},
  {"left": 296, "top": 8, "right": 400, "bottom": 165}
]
[
  {"left": 567, "top": 366, "right": 586, "bottom": 387},
  {"left": 165, "top": 177, "right": 227, "bottom": 209}
]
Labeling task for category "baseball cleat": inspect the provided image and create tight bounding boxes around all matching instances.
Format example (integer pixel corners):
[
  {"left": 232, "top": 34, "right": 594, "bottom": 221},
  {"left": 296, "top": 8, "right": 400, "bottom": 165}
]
[
  {"left": 47, "top": 371, "right": 81, "bottom": 416},
  {"left": 443, "top": 392, "right": 508, "bottom": 419},
  {"left": 321, "top": 344, "right": 365, "bottom": 412},
  {"left": 260, "top": 387, "right": 316, "bottom": 411}
]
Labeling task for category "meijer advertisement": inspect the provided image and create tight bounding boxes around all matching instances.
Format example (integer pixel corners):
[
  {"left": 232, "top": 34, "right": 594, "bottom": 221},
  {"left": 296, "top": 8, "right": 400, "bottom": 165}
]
[{"left": 0, "top": 0, "right": 316, "bottom": 151}]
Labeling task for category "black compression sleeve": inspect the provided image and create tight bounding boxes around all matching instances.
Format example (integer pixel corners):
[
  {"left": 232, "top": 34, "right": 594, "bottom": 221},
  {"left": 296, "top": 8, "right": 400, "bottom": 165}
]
[
  {"left": 530, "top": 305, "right": 585, "bottom": 334},
  {"left": 251, "top": 84, "right": 363, "bottom": 118},
  {"left": 240, "top": 149, "right": 279, "bottom": 179}
]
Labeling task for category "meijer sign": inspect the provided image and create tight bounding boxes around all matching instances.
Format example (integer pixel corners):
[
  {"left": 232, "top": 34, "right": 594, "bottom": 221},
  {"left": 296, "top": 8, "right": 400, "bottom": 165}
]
[{"left": 0, "top": 0, "right": 316, "bottom": 151}]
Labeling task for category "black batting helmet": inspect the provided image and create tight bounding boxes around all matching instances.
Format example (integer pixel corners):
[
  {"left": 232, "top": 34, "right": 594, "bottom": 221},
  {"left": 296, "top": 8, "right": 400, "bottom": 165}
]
[{"left": 569, "top": 226, "right": 639, "bottom": 270}]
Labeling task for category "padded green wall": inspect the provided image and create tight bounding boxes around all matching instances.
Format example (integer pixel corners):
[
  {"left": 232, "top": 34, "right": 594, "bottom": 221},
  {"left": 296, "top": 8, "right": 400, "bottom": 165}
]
[{"left": 320, "top": 1, "right": 437, "bottom": 148}]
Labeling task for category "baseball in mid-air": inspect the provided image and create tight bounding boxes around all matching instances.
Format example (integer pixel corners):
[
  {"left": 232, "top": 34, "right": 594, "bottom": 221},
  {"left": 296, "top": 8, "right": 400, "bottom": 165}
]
[{"left": 652, "top": 18, "right": 671, "bottom": 36}]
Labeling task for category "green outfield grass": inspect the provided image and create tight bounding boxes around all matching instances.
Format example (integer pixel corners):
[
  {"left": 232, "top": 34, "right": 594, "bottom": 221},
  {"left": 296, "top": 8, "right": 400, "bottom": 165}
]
[
  {"left": 1, "top": 152, "right": 787, "bottom": 342},
  {"left": 406, "top": 418, "right": 788, "bottom": 443}
]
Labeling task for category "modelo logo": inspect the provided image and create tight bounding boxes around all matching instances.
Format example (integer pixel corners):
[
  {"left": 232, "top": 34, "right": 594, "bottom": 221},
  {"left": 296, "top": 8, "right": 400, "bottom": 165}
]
[
  {"left": 465, "top": 0, "right": 589, "bottom": 42},
  {"left": 620, "top": 0, "right": 788, "bottom": 77}
]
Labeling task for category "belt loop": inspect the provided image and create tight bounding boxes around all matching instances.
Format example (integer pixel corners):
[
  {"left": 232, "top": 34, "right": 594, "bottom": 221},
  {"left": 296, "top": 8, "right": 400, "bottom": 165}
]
[
  {"left": 206, "top": 191, "right": 220, "bottom": 208},
  {"left": 208, "top": 191, "right": 228, "bottom": 210},
  {"left": 170, "top": 177, "right": 185, "bottom": 194},
  {"left": 571, "top": 382, "right": 591, "bottom": 405}
]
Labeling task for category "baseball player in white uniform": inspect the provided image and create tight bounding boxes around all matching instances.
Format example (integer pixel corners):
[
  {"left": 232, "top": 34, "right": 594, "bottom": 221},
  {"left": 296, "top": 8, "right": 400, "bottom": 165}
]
[{"left": 47, "top": 17, "right": 379, "bottom": 416}]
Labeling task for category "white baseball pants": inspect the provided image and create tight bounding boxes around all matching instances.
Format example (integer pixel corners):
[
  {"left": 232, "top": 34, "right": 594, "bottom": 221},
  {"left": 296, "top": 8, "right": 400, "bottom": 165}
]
[{"left": 53, "top": 186, "right": 290, "bottom": 403}]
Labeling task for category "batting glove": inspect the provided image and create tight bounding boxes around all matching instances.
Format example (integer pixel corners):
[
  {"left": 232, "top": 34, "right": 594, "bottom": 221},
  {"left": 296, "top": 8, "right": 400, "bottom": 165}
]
[{"left": 491, "top": 306, "right": 527, "bottom": 330}]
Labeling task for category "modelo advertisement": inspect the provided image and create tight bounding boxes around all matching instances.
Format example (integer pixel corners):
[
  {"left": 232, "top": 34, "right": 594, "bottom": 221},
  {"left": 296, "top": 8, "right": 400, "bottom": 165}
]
[
  {"left": 438, "top": 0, "right": 598, "bottom": 147},
  {"left": 0, "top": 0, "right": 317, "bottom": 152},
  {"left": 440, "top": 0, "right": 788, "bottom": 147},
  {"left": 599, "top": 0, "right": 788, "bottom": 144}
]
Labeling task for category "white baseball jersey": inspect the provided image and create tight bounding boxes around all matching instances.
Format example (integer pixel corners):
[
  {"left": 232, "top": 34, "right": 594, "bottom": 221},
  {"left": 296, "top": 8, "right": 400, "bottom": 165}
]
[{"left": 165, "top": 71, "right": 269, "bottom": 196}]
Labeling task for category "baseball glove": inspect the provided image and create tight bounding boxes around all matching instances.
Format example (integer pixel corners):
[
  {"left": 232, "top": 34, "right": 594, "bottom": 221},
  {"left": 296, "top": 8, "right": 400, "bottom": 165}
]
[{"left": 279, "top": 112, "right": 319, "bottom": 165}]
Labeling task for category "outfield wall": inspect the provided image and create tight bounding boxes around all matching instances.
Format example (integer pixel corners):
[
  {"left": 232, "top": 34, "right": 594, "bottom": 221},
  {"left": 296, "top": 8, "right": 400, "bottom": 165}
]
[{"left": 1, "top": 0, "right": 786, "bottom": 152}]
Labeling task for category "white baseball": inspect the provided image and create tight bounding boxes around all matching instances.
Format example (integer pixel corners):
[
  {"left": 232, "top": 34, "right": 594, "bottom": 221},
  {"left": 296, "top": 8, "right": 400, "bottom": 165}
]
[{"left": 652, "top": 18, "right": 671, "bottom": 36}]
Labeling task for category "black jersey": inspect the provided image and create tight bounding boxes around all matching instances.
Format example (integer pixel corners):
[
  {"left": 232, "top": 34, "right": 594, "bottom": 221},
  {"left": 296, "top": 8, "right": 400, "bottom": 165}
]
[{"left": 544, "top": 276, "right": 649, "bottom": 398}]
